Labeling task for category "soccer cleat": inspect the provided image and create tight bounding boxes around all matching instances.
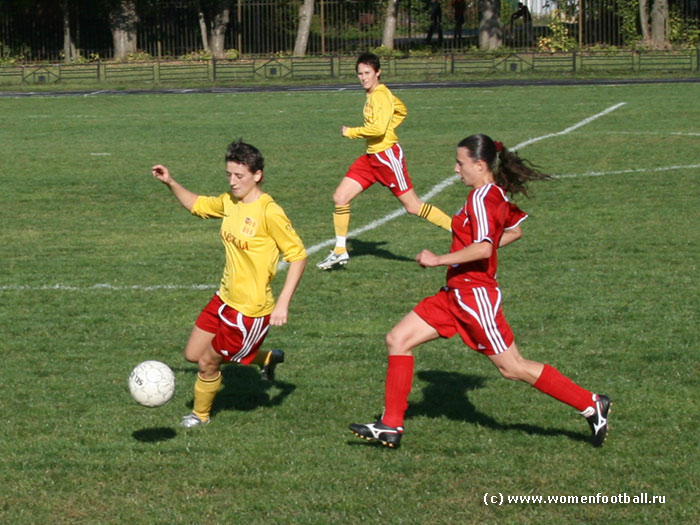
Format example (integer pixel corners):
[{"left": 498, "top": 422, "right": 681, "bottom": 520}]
[
  {"left": 260, "top": 349, "right": 284, "bottom": 381},
  {"left": 349, "top": 421, "right": 403, "bottom": 448},
  {"left": 316, "top": 250, "right": 349, "bottom": 270},
  {"left": 179, "top": 413, "right": 210, "bottom": 428},
  {"left": 585, "top": 394, "right": 611, "bottom": 447}
]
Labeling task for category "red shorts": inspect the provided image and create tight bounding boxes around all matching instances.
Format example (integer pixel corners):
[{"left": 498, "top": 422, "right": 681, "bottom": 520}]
[
  {"left": 345, "top": 143, "right": 413, "bottom": 197},
  {"left": 195, "top": 294, "right": 270, "bottom": 365},
  {"left": 413, "top": 287, "right": 514, "bottom": 356}
]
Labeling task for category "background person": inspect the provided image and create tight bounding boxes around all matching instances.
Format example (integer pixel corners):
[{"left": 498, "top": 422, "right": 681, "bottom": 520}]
[
  {"left": 317, "top": 52, "right": 452, "bottom": 270},
  {"left": 426, "top": 0, "right": 444, "bottom": 45},
  {"left": 452, "top": 0, "right": 467, "bottom": 46},
  {"left": 350, "top": 134, "right": 611, "bottom": 448},
  {"left": 152, "top": 138, "right": 307, "bottom": 427}
]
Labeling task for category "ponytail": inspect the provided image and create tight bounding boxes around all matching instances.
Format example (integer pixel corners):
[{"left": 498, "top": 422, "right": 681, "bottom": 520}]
[{"left": 458, "top": 134, "right": 551, "bottom": 197}]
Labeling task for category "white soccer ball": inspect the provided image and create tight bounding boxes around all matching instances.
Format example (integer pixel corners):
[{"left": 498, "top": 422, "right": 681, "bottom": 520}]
[{"left": 128, "top": 360, "right": 176, "bottom": 407}]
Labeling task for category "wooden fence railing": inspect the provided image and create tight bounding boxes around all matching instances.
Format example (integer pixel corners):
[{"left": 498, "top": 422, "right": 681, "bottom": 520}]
[{"left": 2, "top": 51, "right": 698, "bottom": 86}]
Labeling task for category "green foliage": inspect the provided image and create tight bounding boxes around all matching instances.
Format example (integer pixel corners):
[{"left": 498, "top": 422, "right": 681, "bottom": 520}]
[
  {"left": 368, "top": 45, "right": 405, "bottom": 58},
  {"left": 618, "top": 0, "right": 640, "bottom": 46},
  {"left": 126, "top": 50, "right": 154, "bottom": 62},
  {"left": 668, "top": 5, "right": 700, "bottom": 47},
  {"left": 179, "top": 49, "right": 240, "bottom": 61},
  {"left": 537, "top": 12, "right": 578, "bottom": 52},
  {"left": 0, "top": 83, "right": 699, "bottom": 523}
]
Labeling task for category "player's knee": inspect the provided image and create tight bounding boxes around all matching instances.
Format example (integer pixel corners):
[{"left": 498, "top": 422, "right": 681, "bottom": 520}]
[
  {"left": 495, "top": 363, "right": 522, "bottom": 381},
  {"left": 385, "top": 330, "right": 410, "bottom": 355},
  {"left": 332, "top": 190, "right": 351, "bottom": 206}
]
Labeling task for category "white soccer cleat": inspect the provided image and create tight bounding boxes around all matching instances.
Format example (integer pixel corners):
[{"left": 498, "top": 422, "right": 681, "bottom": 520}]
[
  {"left": 179, "top": 413, "right": 210, "bottom": 428},
  {"left": 316, "top": 250, "right": 349, "bottom": 270}
]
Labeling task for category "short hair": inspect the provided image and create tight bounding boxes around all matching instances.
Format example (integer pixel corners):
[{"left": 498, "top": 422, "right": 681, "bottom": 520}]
[
  {"left": 225, "top": 138, "right": 264, "bottom": 173},
  {"left": 356, "top": 52, "right": 381, "bottom": 73}
]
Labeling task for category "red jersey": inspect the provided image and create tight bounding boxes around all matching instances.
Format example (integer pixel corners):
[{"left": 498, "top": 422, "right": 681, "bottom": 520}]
[{"left": 446, "top": 184, "right": 527, "bottom": 289}]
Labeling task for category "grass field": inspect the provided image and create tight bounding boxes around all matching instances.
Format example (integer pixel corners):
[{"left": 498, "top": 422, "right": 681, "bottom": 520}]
[{"left": 1, "top": 81, "right": 699, "bottom": 524}]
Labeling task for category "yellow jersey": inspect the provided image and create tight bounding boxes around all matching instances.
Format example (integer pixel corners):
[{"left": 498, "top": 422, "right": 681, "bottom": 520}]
[
  {"left": 191, "top": 192, "right": 306, "bottom": 317},
  {"left": 343, "top": 84, "right": 408, "bottom": 154}
]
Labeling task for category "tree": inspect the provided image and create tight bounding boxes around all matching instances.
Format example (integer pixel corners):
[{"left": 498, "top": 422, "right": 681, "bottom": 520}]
[
  {"left": 639, "top": 0, "right": 670, "bottom": 49},
  {"left": 109, "top": 0, "right": 138, "bottom": 59},
  {"left": 650, "top": 0, "right": 669, "bottom": 48},
  {"left": 381, "top": 0, "right": 400, "bottom": 50},
  {"left": 293, "top": 0, "right": 315, "bottom": 56},
  {"left": 60, "top": 0, "right": 77, "bottom": 63},
  {"left": 197, "top": 0, "right": 232, "bottom": 58},
  {"left": 479, "top": 0, "right": 502, "bottom": 50}
]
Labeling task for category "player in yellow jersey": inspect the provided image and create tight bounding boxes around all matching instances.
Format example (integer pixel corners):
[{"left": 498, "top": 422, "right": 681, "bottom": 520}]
[
  {"left": 317, "top": 52, "right": 452, "bottom": 270},
  {"left": 152, "top": 138, "right": 307, "bottom": 427}
]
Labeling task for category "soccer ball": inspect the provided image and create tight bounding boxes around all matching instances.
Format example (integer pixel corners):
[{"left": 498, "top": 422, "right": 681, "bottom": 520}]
[{"left": 128, "top": 360, "right": 176, "bottom": 407}]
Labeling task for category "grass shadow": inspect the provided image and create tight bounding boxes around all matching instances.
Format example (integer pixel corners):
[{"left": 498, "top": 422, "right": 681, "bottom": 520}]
[
  {"left": 208, "top": 364, "right": 296, "bottom": 416},
  {"left": 347, "top": 239, "right": 414, "bottom": 263},
  {"left": 132, "top": 427, "right": 177, "bottom": 442},
  {"left": 406, "top": 370, "right": 589, "bottom": 443}
]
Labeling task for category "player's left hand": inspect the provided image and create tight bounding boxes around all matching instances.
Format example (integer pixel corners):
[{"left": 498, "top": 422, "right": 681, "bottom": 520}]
[{"left": 270, "top": 304, "right": 289, "bottom": 327}]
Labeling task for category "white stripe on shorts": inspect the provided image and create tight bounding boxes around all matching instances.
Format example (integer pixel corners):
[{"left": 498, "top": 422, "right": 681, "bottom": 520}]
[
  {"left": 454, "top": 287, "right": 508, "bottom": 354},
  {"left": 375, "top": 145, "right": 409, "bottom": 192},
  {"left": 217, "top": 307, "right": 269, "bottom": 363}
]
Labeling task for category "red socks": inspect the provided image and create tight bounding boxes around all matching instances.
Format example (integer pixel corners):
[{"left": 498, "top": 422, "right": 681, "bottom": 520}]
[
  {"left": 381, "top": 355, "right": 414, "bottom": 428},
  {"left": 533, "top": 364, "right": 595, "bottom": 412}
]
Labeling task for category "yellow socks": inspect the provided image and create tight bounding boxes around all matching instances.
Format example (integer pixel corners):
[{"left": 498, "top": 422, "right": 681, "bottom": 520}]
[
  {"left": 333, "top": 205, "right": 351, "bottom": 254},
  {"left": 251, "top": 350, "right": 272, "bottom": 367},
  {"left": 419, "top": 202, "right": 452, "bottom": 231},
  {"left": 192, "top": 371, "right": 222, "bottom": 422}
]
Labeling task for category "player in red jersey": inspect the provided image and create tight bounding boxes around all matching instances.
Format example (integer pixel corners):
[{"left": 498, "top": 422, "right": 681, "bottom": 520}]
[{"left": 350, "top": 134, "right": 611, "bottom": 448}]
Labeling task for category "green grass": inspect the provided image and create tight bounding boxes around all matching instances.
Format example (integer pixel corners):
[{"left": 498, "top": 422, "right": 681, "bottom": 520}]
[{"left": 1, "top": 83, "right": 698, "bottom": 523}]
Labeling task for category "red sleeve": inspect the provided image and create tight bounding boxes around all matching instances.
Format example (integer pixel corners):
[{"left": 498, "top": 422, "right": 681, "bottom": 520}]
[{"left": 505, "top": 202, "right": 528, "bottom": 229}]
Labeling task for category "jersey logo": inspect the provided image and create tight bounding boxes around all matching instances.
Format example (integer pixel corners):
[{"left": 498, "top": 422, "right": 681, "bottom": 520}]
[{"left": 240, "top": 216, "right": 258, "bottom": 237}]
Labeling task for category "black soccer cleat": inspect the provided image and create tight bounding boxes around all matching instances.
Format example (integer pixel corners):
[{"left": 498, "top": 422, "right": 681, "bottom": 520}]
[
  {"left": 260, "top": 349, "right": 284, "bottom": 381},
  {"left": 586, "top": 394, "right": 611, "bottom": 447},
  {"left": 349, "top": 421, "right": 403, "bottom": 448}
]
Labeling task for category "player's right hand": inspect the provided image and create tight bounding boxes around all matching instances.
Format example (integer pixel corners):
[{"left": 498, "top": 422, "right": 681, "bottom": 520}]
[{"left": 151, "top": 164, "right": 172, "bottom": 184}]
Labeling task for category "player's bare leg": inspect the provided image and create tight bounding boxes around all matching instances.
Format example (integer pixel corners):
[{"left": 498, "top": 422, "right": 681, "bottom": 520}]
[{"left": 397, "top": 189, "right": 452, "bottom": 231}]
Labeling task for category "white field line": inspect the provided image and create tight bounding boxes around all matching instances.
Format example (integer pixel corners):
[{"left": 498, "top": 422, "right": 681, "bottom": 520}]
[
  {"left": 305, "top": 102, "right": 628, "bottom": 258},
  {"left": 5, "top": 159, "right": 698, "bottom": 293},
  {"left": 9, "top": 102, "right": 697, "bottom": 293}
]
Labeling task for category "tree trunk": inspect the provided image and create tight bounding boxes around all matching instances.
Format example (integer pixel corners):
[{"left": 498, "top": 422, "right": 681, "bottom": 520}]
[
  {"left": 639, "top": 0, "right": 651, "bottom": 44},
  {"left": 197, "top": 1, "right": 210, "bottom": 52},
  {"left": 382, "top": 0, "right": 400, "bottom": 49},
  {"left": 294, "top": 0, "right": 315, "bottom": 56},
  {"left": 650, "top": 0, "right": 669, "bottom": 49},
  {"left": 110, "top": 0, "right": 138, "bottom": 60},
  {"left": 478, "top": 0, "right": 502, "bottom": 50},
  {"left": 61, "top": 1, "right": 75, "bottom": 63},
  {"left": 210, "top": 7, "right": 230, "bottom": 58}
]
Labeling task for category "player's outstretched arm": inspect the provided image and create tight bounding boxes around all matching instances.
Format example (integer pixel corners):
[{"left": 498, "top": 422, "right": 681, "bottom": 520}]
[{"left": 151, "top": 164, "right": 199, "bottom": 212}]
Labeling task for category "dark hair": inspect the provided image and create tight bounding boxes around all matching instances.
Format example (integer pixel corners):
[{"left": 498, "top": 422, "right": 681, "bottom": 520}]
[
  {"left": 457, "top": 134, "right": 550, "bottom": 196},
  {"left": 356, "top": 52, "right": 381, "bottom": 73},
  {"left": 225, "top": 138, "right": 264, "bottom": 174}
]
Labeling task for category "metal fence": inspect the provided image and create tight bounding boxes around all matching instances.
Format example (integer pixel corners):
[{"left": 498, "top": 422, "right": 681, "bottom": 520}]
[{"left": 1, "top": 1, "right": 700, "bottom": 62}]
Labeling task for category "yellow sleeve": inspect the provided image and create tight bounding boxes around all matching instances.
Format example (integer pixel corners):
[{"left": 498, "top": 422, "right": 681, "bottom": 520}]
[
  {"left": 264, "top": 202, "right": 307, "bottom": 263},
  {"left": 390, "top": 93, "right": 407, "bottom": 130},
  {"left": 344, "top": 88, "right": 394, "bottom": 140},
  {"left": 191, "top": 194, "right": 226, "bottom": 219}
]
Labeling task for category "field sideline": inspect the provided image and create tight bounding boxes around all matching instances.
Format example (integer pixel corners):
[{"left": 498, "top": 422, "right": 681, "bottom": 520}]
[{"left": 1, "top": 81, "right": 698, "bottom": 523}]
